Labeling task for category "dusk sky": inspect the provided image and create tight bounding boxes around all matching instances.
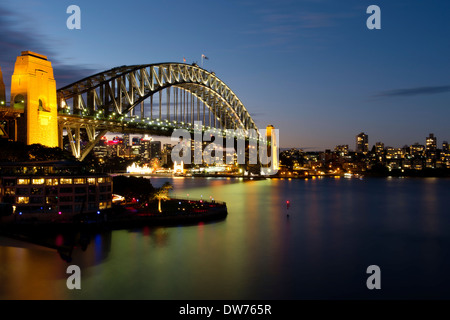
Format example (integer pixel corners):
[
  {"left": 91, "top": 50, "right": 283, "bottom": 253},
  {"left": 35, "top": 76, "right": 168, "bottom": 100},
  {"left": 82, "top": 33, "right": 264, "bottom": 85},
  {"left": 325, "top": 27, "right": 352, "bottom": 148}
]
[{"left": 1, "top": 0, "right": 449, "bottom": 150}]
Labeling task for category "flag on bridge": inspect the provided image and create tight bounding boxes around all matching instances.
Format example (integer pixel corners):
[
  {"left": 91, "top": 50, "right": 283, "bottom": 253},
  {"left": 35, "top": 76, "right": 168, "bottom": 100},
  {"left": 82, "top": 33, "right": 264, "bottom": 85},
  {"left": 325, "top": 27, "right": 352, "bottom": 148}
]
[
  {"left": 202, "top": 54, "right": 209, "bottom": 60},
  {"left": 183, "top": 57, "right": 186, "bottom": 63}
]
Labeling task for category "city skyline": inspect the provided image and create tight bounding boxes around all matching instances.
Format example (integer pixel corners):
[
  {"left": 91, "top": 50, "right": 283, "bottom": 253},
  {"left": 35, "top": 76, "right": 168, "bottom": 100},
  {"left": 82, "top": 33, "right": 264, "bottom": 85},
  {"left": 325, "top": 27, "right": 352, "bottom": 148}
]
[
  {"left": 1, "top": 0, "right": 449, "bottom": 150},
  {"left": 107, "top": 130, "right": 450, "bottom": 154}
]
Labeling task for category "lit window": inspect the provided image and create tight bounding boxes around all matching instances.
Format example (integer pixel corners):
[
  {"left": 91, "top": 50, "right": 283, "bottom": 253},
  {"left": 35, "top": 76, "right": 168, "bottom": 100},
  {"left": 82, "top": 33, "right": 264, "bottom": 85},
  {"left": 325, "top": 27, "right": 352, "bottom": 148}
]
[
  {"left": 74, "top": 178, "right": 86, "bottom": 184},
  {"left": 60, "top": 178, "right": 73, "bottom": 184},
  {"left": 97, "top": 177, "right": 105, "bottom": 183},
  {"left": 17, "top": 197, "right": 29, "bottom": 204},
  {"left": 17, "top": 179, "right": 30, "bottom": 185},
  {"left": 46, "top": 179, "right": 59, "bottom": 186},
  {"left": 32, "top": 178, "right": 45, "bottom": 185},
  {"left": 87, "top": 178, "right": 96, "bottom": 185},
  {"left": 99, "top": 202, "right": 108, "bottom": 209}
]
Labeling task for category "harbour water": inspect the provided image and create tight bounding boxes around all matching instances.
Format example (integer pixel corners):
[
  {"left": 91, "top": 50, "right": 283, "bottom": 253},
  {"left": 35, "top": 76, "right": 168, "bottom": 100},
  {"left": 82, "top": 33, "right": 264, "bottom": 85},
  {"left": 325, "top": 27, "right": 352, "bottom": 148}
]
[{"left": 1, "top": 176, "right": 450, "bottom": 299}]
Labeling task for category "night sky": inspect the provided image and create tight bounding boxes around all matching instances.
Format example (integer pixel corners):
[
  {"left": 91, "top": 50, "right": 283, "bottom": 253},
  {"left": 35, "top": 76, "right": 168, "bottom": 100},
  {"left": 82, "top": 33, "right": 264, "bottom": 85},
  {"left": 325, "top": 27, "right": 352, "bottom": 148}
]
[{"left": 1, "top": 0, "right": 449, "bottom": 150}]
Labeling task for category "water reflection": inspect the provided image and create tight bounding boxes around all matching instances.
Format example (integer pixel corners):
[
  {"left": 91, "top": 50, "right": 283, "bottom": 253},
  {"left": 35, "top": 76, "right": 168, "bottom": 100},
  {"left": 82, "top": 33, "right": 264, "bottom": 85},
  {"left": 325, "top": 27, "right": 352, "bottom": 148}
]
[{"left": 2, "top": 177, "right": 450, "bottom": 299}]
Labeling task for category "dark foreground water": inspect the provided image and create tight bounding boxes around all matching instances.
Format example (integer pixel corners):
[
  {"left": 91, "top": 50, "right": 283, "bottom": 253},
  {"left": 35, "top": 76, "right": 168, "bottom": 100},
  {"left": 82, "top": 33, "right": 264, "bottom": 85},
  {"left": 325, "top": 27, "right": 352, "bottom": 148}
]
[{"left": 1, "top": 176, "right": 450, "bottom": 300}]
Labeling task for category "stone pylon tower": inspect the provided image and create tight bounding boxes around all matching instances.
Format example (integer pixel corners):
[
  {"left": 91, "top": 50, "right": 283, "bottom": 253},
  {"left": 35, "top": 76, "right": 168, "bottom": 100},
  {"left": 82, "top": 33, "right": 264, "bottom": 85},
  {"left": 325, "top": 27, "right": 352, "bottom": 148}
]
[
  {"left": 10, "top": 51, "right": 58, "bottom": 147},
  {"left": 266, "top": 124, "right": 279, "bottom": 173}
]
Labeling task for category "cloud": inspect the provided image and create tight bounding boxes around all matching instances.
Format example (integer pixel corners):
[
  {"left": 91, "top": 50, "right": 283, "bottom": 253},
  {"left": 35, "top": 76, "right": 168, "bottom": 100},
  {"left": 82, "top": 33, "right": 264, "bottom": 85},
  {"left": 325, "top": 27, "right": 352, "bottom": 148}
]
[
  {"left": 240, "top": 4, "right": 356, "bottom": 50},
  {"left": 375, "top": 85, "right": 450, "bottom": 98},
  {"left": 0, "top": 4, "right": 101, "bottom": 98}
]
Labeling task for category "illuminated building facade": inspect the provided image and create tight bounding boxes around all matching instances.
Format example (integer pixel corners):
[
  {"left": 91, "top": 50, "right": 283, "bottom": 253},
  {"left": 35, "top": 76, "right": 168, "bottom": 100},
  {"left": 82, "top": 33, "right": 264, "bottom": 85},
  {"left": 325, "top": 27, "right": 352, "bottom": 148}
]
[
  {"left": 425, "top": 133, "right": 437, "bottom": 168},
  {"left": 356, "top": 132, "right": 369, "bottom": 154},
  {"left": 426, "top": 133, "right": 437, "bottom": 152},
  {"left": 375, "top": 142, "right": 385, "bottom": 156},
  {"left": 0, "top": 161, "right": 112, "bottom": 220},
  {"left": 410, "top": 143, "right": 425, "bottom": 157},
  {"left": 150, "top": 141, "right": 162, "bottom": 159},
  {"left": 334, "top": 145, "right": 349, "bottom": 157},
  {"left": 442, "top": 141, "right": 450, "bottom": 168},
  {"left": 161, "top": 144, "right": 173, "bottom": 166}
]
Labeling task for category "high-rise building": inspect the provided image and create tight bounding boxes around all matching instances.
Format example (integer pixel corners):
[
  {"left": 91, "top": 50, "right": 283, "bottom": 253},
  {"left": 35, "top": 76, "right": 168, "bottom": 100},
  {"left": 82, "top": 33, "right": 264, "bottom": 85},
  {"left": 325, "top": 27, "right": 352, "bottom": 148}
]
[
  {"left": 442, "top": 141, "right": 450, "bottom": 169},
  {"left": 410, "top": 143, "right": 425, "bottom": 157},
  {"left": 356, "top": 132, "right": 369, "bottom": 154},
  {"left": 426, "top": 133, "right": 437, "bottom": 152},
  {"left": 123, "top": 133, "right": 130, "bottom": 148},
  {"left": 162, "top": 144, "right": 173, "bottom": 166},
  {"left": 132, "top": 136, "right": 141, "bottom": 146},
  {"left": 425, "top": 133, "right": 437, "bottom": 168},
  {"left": 375, "top": 142, "right": 385, "bottom": 155},
  {"left": 140, "top": 136, "right": 152, "bottom": 160},
  {"left": 150, "top": 141, "right": 162, "bottom": 159}
]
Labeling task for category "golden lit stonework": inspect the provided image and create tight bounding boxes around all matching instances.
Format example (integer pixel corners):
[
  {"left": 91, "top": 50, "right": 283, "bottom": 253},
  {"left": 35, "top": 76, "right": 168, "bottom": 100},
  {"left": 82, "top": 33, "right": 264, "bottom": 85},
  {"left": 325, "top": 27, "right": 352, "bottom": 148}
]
[{"left": 10, "top": 51, "right": 58, "bottom": 147}]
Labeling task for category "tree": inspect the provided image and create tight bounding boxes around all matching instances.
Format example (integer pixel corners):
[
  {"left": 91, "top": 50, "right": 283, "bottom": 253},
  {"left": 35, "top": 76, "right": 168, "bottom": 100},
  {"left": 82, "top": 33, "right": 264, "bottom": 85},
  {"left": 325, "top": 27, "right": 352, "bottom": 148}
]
[
  {"left": 112, "top": 176, "right": 155, "bottom": 202},
  {"left": 152, "top": 182, "right": 173, "bottom": 213}
]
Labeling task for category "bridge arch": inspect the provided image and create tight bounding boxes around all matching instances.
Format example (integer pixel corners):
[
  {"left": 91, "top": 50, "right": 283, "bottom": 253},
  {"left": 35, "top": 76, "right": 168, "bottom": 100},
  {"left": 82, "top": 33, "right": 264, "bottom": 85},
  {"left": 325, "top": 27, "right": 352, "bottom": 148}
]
[
  {"left": 58, "top": 63, "right": 258, "bottom": 131},
  {"left": 57, "top": 63, "right": 260, "bottom": 160}
]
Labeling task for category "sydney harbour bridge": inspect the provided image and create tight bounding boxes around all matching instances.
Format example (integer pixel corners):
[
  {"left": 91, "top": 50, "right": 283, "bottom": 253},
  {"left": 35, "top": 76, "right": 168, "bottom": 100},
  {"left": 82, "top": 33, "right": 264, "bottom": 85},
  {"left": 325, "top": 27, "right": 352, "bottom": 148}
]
[{"left": 0, "top": 51, "right": 275, "bottom": 167}]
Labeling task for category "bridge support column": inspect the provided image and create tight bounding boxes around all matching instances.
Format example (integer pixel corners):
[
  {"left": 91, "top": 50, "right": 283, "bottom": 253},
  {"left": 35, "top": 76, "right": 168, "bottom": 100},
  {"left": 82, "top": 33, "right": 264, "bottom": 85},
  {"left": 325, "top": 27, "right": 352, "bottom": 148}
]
[
  {"left": 79, "top": 128, "right": 107, "bottom": 161},
  {"left": 10, "top": 51, "right": 58, "bottom": 147},
  {"left": 65, "top": 125, "right": 81, "bottom": 158}
]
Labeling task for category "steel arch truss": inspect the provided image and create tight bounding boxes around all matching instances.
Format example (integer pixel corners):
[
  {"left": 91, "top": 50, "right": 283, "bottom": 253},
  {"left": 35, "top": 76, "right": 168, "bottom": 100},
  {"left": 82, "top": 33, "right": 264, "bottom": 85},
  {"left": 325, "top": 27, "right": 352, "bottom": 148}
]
[{"left": 57, "top": 63, "right": 259, "bottom": 133}]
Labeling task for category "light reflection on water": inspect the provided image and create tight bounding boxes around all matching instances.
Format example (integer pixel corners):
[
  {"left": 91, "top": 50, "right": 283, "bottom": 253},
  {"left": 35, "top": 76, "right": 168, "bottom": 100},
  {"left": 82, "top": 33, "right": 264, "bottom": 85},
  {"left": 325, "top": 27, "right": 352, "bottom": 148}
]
[{"left": 1, "top": 177, "right": 450, "bottom": 299}]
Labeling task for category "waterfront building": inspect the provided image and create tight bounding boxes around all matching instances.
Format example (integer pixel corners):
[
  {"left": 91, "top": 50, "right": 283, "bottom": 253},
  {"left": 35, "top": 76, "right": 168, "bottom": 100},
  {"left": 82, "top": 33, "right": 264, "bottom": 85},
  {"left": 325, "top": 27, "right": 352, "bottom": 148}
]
[{"left": 0, "top": 160, "right": 112, "bottom": 220}]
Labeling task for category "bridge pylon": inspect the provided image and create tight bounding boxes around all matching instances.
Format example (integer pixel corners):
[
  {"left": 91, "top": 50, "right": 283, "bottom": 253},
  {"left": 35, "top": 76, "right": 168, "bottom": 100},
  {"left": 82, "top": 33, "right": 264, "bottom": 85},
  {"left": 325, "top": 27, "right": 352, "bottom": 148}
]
[{"left": 10, "top": 51, "right": 58, "bottom": 147}]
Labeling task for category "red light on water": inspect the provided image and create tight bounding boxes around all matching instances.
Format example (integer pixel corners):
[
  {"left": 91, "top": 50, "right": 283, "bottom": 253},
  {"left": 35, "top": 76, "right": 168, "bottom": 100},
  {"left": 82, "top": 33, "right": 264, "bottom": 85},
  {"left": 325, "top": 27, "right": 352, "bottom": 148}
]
[{"left": 55, "top": 234, "right": 64, "bottom": 247}]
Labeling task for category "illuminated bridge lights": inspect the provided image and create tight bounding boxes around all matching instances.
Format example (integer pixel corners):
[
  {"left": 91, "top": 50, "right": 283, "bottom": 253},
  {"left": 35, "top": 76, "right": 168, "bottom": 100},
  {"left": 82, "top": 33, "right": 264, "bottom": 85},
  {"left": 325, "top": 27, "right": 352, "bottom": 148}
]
[{"left": 55, "top": 63, "right": 270, "bottom": 160}]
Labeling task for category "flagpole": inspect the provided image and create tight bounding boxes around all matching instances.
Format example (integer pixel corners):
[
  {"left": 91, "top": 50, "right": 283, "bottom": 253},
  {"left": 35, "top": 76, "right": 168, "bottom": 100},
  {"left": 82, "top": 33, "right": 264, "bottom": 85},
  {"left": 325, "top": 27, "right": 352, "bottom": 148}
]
[{"left": 201, "top": 54, "right": 203, "bottom": 68}]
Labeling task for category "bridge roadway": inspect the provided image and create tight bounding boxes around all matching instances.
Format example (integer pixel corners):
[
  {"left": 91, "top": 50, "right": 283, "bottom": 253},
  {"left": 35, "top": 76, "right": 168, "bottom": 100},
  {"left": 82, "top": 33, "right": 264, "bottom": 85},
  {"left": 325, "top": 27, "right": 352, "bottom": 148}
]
[{"left": 1, "top": 62, "right": 271, "bottom": 161}]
